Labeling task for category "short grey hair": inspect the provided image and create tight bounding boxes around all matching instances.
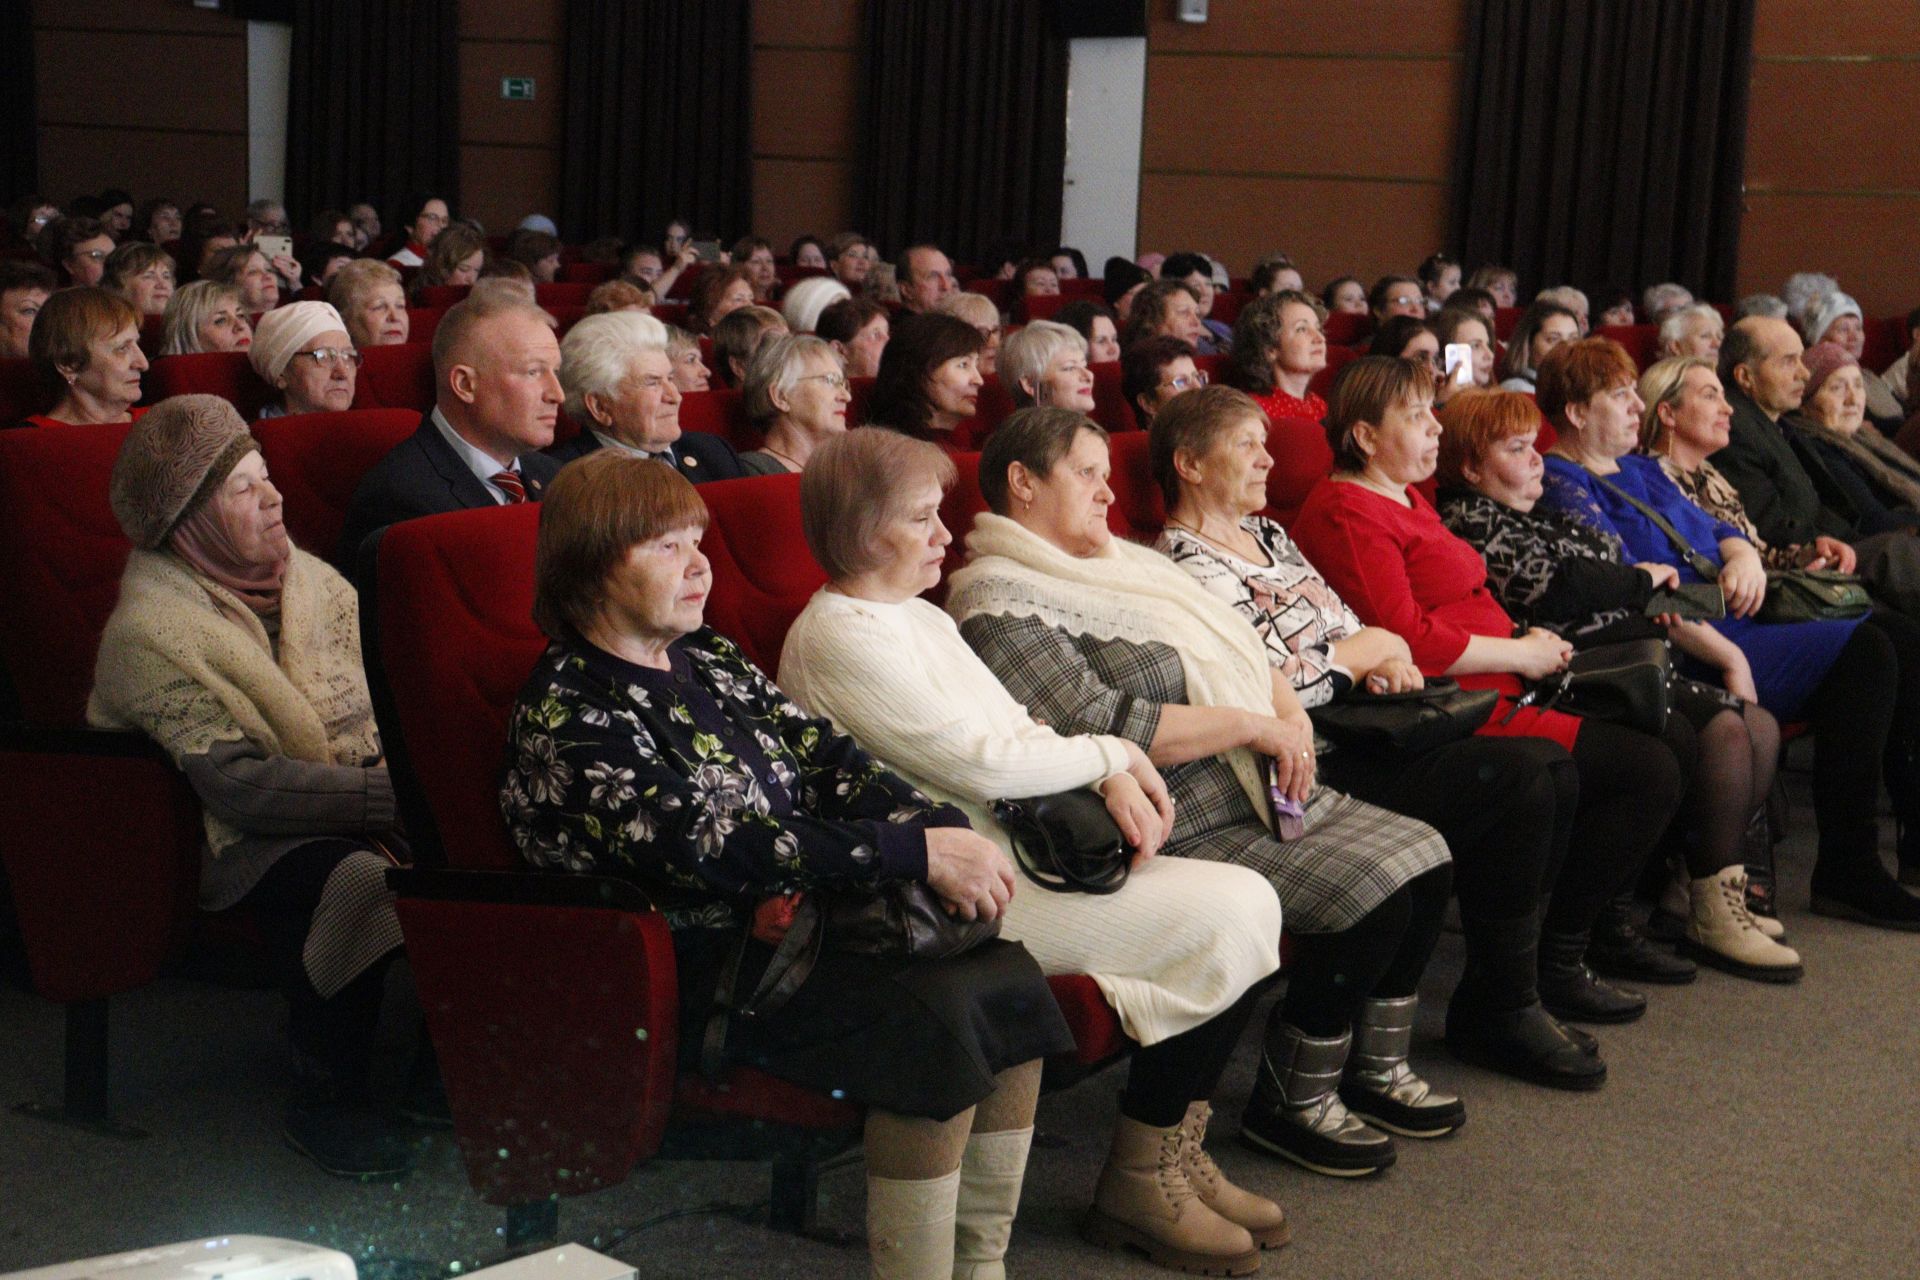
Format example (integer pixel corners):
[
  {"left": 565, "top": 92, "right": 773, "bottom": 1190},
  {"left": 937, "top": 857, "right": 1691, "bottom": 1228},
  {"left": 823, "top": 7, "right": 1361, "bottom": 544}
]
[
  {"left": 999, "top": 320, "right": 1087, "bottom": 407},
  {"left": 780, "top": 276, "right": 851, "bottom": 333},
  {"left": 159, "top": 280, "right": 245, "bottom": 356},
  {"left": 936, "top": 290, "right": 1000, "bottom": 329},
  {"left": 559, "top": 310, "right": 670, "bottom": 421},
  {"left": 743, "top": 334, "right": 840, "bottom": 426},
  {"left": 664, "top": 324, "right": 700, "bottom": 360},
  {"left": 1642, "top": 282, "right": 1695, "bottom": 322},
  {"left": 1658, "top": 302, "right": 1722, "bottom": 353},
  {"left": 1736, "top": 293, "right": 1788, "bottom": 321},
  {"left": 1536, "top": 285, "right": 1588, "bottom": 316},
  {"left": 1782, "top": 272, "right": 1839, "bottom": 328}
]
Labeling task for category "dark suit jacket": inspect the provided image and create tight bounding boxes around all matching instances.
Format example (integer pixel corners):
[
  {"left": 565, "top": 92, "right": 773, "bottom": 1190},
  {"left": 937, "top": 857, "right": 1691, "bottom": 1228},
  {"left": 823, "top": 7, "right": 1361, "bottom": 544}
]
[
  {"left": 543, "top": 426, "right": 747, "bottom": 482},
  {"left": 1708, "top": 386, "right": 1858, "bottom": 549},
  {"left": 337, "top": 413, "right": 563, "bottom": 569}
]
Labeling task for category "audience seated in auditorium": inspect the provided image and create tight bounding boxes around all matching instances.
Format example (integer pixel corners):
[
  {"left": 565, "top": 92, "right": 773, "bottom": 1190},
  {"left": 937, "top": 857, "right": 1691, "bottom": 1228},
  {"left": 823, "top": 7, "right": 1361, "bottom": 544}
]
[
  {"left": 1369, "top": 316, "right": 1442, "bottom": 370},
  {"left": 205, "top": 243, "right": 282, "bottom": 314},
  {"left": 504, "top": 452, "right": 1072, "bottom": 1279},
  {"left": 88, "top": 394, "right": 418, "bottom": 1179},
  {"left": 866, "top": 311, "right": 985, "bottom": 445},
  {"left": 730, "top": 235, "right": 779, "bottom": 302},
  {"left": 1056, "top": 299, "right": 1121, "bottom": 364},
  {"left": 96, "top": 189, "right": 134, "bottom": 240},
  {"left": 778, "top": 427, "right": 1288, "bottom": 1269},
  {"left": 897, "top": 244, "right": 959, "bottom": 314},
  {"left": 1104, "top": 256, "right": 1152, "bottom": 323},
  {"left": 1322, "top": 276, "right": 1367, "bottom": 317},
  {"left": 1449, "top": 287, "right": 1499, "bottom": 335},
  {"left": 0, "top": 258, "right": 55, "bottom": 360},
  {"left": 780, "top": 275, "right": 852, "bottom": 336},
  {"left": 1657, "top": 302, "right": 1724, "bottom": 360},
  {"left": 710, "top": 305, "right": 788, "bottom": 389},
  {"left": 1016, "top": 258, "right": 1060, "bottom": 304},
  {"left": 583, "top": 279, "right": 652, "bottom": 316},
  {"left": 1540, "top": 342, "right": 1920, "bottom": 931},
  {"left": 1433, "top": 386, "right": 1798, "bottom": 981},
  {"left": 242, "top": 199, "right": 304, "bottom": 291},
  {"left": 1801, "top": 292, "right": 1904, "bottom": 427},
  {"left": 1122, "top": 335, "right": 1204, "bottom": 429},
  {"left": 327, "top": 259, "right": 410, "bottom": 349},
  {"left": 309, "top": 208, "right": 356, "bottom": 248},
  {"left": 1641, "top": 282, "right": 1694, "bottom": 325},
  {"left": 1001, "top": 320, "right": 1095, "bottom": 414},
  {"left": 1432, "top": 306, "right": 1497, "bottom": 392},
  {"left": 1369, "top": 276, "right": 1427, "bottom": 328},
  {"left": 409, "top": 223, "right": 488, "bottom": 302},
  {"left": 298, "top": 243, "right": 356, "bottom": 289},
  {"left": 1152, "top": 384, "right": 1619, "bottom": 1084},
  {"left": 386, "top": 196, "right": 450, "bottom": 268},
  {"left": 1418, "top": 253, "right": 1461, "bottom": 313},
  {"left": 547, "top": 310, "right": 744, "bottom": 482},
  {"left": 1781, "top": 342, "right": 1920, "bottom": 534},
  {"left": 1251, "top": 255, "right": 1305, "bottom": 298},
  {"left": 827, "top": 231, "right": 872, "bottom": 292},
  {"left": 1121, "top": 279, "right": 1207, "bottom": 357},
  {"left": 103, "top": 241, "right": 176, "bottom": 317},
  {"left": 6, "top": 193, "right": 57, "bottom": 249},
  {"left": 736, "top": 334, "right": 850, "bottom": 475},
  {"left": 1535, "top": 286, "right": 1590, "bottom": 334},
  {"left": 134, "top": 197, "right": 182, "bottom": 246},
  {"left": 24, "top": 287, "right": 149, "bottom": 427},
  {"left": 951, "top": 407, "right": 1457, "bottom": 1179},
  {"left": 814, "top": 295, "right": 888, "bottom": 377},
  {"left": 1466, "top": 265, "right": 1518, "bottom": 309},
  {"left": 687, "top": 265, "right": 756, "bottom": 336},
  {"left": 1291, "top": 356, "right": 1688, "bottom": 1034},
  {"left": 1161, "top": 252, "right": 1233, "bottom": 354},
  {"left": 337, "top": 292, "right": 564, "bottom": 565},
  {"left": 1227, "top": 291, "right": 1330, "bottom": 424},
  {"left": 345, "top": 202, "right": 380, "bottom": 251},
  {"left": 789, "top": 234, "right": 827, "bottom": 270},
  {"left": 251, "top": 302, "right": 359, "bottom": 420},
  {"left": 935, "top": 291, "right": 1003, "bottom": 377},
  {"left": 160, "top": 280, "right": 253, "bottom": 356},
  {"left": 1498, "top": 300, "right": 1581, "bottom": 393},
  {"left": 1781, "top": 272, "right": 1839, "bottom": 334},
  {"left": 502, "top": 228, "right": 561, "bottom": 284},
  {"left": 41, "top": 215, "right": 114, "bottom": 286}
]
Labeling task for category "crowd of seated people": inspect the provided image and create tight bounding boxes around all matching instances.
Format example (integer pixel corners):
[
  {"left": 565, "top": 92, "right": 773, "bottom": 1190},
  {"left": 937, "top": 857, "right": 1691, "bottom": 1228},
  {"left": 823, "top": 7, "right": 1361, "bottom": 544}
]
[{"left": 9, "top": 182, "right": 1920, "bottom": 1277}]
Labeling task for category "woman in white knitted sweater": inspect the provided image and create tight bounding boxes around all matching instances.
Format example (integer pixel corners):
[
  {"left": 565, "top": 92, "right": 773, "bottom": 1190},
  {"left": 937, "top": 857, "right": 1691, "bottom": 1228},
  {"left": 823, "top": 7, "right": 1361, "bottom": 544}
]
[{"left": 778, "top": 428, "right": 1289, "bottom": 1276}]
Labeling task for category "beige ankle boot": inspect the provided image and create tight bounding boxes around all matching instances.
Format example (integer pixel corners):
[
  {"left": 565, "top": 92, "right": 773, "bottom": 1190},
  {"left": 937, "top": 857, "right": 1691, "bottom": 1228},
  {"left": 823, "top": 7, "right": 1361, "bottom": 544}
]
[
  {"left": 1177, "top": 1102, "right": 1290, "bottom": 1250},
  {"left": 1081, "top": 1114, "right": 1260, "bottom": 1276},
  {"left": 1682, "top": 866, "right": 1803, "bottom": 984},
  {"left": 952, "top": 1128, "right": 1032, "bottom": 1280},
  {"left": 869, "top": 1168, "right": 961, "bottom": 1280}
]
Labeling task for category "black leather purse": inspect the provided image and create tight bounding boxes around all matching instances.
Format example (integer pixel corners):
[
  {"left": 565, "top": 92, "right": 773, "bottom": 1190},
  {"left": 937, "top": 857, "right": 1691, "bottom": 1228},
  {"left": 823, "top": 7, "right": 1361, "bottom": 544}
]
[
  {"left": 1523, "top": 638, "right": 1673, "bottom": 735},
  {"left": 992, "top": 789, "right": 1130, "bottom": 894},
  {"left": 1308, "top": 677, "right": 1500, "bottom": 757}
]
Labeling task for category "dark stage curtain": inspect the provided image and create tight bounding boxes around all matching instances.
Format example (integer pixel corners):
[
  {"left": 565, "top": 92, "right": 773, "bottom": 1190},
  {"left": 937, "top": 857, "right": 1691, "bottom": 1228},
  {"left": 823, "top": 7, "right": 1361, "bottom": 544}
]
[
  {"left": 1, "top": 2, "right": 35, "bottom": 200},
  {"left": 1449, "top": 0, "right": 1754, "bottom": 301},
  {"left": 560, "top": 0, "right": 751, "bottom": 244},
  {"left": 285, "top": 0, "right": 460, "bottom": 227},
  {"left": 857, "top": 0, "right": 1069, "bottom": 263}
]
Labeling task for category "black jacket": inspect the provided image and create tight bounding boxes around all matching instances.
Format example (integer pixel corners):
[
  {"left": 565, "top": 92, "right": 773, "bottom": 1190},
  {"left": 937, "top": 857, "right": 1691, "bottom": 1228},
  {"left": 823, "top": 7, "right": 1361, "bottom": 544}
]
[
  {"left": 1709, "top": 386, "right": 1859, "bottom": 548},
  {"left": 337, "top": 413, "right": 562, "bottom": 569},
  {"left": 542, "top": 426, "right": 747, "bottom": 482}
]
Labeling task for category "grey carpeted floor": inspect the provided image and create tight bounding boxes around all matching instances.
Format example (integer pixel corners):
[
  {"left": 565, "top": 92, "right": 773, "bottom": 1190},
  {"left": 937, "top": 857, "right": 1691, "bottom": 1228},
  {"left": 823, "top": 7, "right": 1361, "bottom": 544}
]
[{"left": 4, "top": 769, "right": 1918, "bottom": 1280}]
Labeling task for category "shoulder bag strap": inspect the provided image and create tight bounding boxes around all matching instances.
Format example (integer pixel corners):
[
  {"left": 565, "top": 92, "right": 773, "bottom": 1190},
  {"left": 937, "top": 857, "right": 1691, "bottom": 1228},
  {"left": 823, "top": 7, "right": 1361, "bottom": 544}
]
[{"left": 1587, "top": 472, "right": 1724, "bottom": 582}]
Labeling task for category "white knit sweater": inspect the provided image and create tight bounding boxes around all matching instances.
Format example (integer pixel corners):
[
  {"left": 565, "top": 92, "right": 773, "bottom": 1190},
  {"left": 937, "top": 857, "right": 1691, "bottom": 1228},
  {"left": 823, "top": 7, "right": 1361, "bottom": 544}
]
[{"left": 779, "top": 587, "right": 1282, "bottom": 1044}]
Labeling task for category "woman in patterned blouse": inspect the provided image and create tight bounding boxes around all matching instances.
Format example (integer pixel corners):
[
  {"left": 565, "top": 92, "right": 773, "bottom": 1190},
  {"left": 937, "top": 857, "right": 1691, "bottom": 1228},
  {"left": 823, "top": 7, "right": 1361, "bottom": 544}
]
[{"left": 500, "top": 451, "right": 1071, "bottom": 1278}]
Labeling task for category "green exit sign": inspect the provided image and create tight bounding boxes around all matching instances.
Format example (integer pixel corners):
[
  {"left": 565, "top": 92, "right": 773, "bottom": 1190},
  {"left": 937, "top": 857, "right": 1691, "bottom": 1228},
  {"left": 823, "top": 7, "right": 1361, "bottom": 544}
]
[{"left": 501, "top": 77, "right": 536, "bottom": 101}]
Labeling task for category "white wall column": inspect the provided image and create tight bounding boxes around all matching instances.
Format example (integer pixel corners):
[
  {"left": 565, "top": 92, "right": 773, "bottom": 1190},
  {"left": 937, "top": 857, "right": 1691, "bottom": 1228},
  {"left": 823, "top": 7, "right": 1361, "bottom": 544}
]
[
  {"left": 246, "top": 20, "right": 292, "bottom": 203},
  {"left": 1061, "top": 37, "right": 1146, "bottom": 267}
]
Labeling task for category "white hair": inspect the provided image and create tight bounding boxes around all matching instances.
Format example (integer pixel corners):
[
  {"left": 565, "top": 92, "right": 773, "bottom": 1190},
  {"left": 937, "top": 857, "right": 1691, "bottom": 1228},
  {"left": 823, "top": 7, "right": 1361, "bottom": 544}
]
[
  {"left": 936, "top": 290, "right": 1001, "bottom": 329},
  {"left": 558, "top": 310, "right": 670, "bottom": 421},
  {"left": 1736, "top": 293, "right": 1788, "bottom": 321},
  {"left": 780, "top": 276, "right": 852, "bottom": 334},
  {"left": 998, "top": 320, "right": 1087, "bottom": 406},
  {"left": 1803, "top": 291, "right": 1863, "bottom": 348},
  {"left": 1536, "top": 285, "right": 1589, "bottom": 315},
  {"left": 1640, "top": 282, "right": 1694, "bottom": 322},
  {"left": 1782, "top": 272, "right": 1839, "bottom": 328},
  {"left": 743, "top": 334, "right": 840, "bottom": 425},
  {"left": 1658, "top": 302, "right": 1722, "bottom": 353}
]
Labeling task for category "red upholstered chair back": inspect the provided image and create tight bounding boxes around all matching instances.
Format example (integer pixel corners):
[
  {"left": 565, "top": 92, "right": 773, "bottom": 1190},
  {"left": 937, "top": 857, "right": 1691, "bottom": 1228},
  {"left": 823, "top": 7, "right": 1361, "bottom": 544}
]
[
  {"left": 1596, "top": 324, "right": 1659, "bottom": 371},
  {"left": 678, "top": 388, "right": 756, "bottom": 449},
  {"left": 144, "top": 352, "right": 275, "bottom": 420},
  {"left": 549, "top": 305, "right": 587, "bottom": 337},
  {"left": 1090, "top": 361, "right": 1135, "bottom": 433},
  {"left": 775, "top": 265, "right": 828, "bottom": 285},
  {"left": 1494, "top": 306, "right": 1523, "bottom": 340},
  {"left": 697, "top": 473, "right": 823, "bottom": 671},
  {"left": 965, "top": 279, "right": 1017, "bottom": 312},
  {"left": 407, "top": 306, "right": 448, "bottom": 344},
  {"left": 1863, "top": 316, "right": 1905, "bottom": 373},
  {"left": 372, "top": 504, "right": 545, "bottom": 871},
  {"left": 419, "top": 284, "right": 469, "bottom": 309},
  {"left": 1059, "top": 277, "right": 1103, "bottom": 301},
  {"left": 1310, "top": 344, "right": 1361, "bottom": 400},
  {"left": 935, "top": 451, "right": 989, "bottom": 596},
  {"left": 1105, "top": 430, "right": 1166, "bottom": 542},
  {"left": 1194, "top": 352, "right": 1227, "bottom": 380},
  {"left": 0, "top": 422, "right": 135, "bottom": 725},
  {"left": 255, "top": 409, "right": 422, "bottom": 558},
  {"left": 1017, "top": 293, "right": 1069, "bottom": 323},
  {"left": 1322, "top": 311, "right": 1373, "bottom": 348},
  {"left": 1266, "top": 415, "right": 1335, "bottom": 530},
  {"left": 534, "top": 282, "right": 593, "bottom": 309},
  {"left": 353, "top": 342, "right": 437, "bottom": 411},
  {"left": 0, "top": 356, "right": 44, "bottom": 423},
  {"left": 559, "top": 261, "right": 617, "bottom": 285},
  {"left": 651, "top": 301, "right": 689, "bottom": 329},
  {"left": 949, "top": 376, "right": 1017, "bottom": 450},
  {"left": 1211, "top": 291, "right": 1249, "bottom": 325},
  {"left": 139, "top": 314, "right": 166, "bottom": 355}
]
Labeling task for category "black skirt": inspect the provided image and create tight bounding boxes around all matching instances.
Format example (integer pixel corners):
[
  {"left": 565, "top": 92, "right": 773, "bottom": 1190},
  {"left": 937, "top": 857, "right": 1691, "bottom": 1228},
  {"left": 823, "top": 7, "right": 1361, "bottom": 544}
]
[{"left": 683, "top": 933, "right": 1073, "bottom": 1121}]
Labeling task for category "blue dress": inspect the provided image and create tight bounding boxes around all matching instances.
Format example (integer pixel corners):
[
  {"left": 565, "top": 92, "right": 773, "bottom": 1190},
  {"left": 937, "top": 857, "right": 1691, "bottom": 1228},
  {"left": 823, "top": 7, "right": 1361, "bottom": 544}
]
[{"left": 1539, "top": 455, "right": 1859, "bottom": 720}]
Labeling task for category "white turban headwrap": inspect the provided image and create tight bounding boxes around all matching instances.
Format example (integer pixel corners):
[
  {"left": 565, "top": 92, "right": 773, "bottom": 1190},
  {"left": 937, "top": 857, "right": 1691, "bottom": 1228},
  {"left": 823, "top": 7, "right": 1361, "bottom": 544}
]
[{"left": 249, "top": 301, "right": 350, "bottom": 385}]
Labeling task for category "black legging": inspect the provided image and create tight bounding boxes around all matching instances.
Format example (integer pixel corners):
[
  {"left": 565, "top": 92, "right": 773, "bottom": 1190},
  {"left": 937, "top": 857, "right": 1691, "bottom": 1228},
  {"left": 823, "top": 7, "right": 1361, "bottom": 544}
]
[
  {"left": 1863, "top": 609, "right": 1920, "bottom": 853},
  {"left": 1279, "top": 865, "right": 1455, "bottom": 1037},
  {"left": 1549, "top": 720, "right": 1686, "bottom": 934},
  {"left": 1807, "top": 616, "right": 1908, "bottom": 872},
  {"left": 1121, "top": 983, "right": 1267, "bottom": 1127}
]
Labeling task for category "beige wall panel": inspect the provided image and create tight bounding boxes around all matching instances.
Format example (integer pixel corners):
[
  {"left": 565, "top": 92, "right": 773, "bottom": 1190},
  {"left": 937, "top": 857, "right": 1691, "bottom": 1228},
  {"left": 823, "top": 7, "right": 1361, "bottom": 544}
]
[
  {"left": 37, "top": 30, "right": 245, "bottom": 134},
  {"left": 1753, "top": 0, "right": 1920, "bottom": 56},
  {"left": 38, "top": 125, "right": 247, "bottom": 212},
  {"left": 1736, "top": 194, "right": 1920, "bottom": 319},
  {"left": 1746, "top": 62, "right": 1920, "bottom": 192},
  {"left": 753, "top": 50, "right": 858, "bottom": 159}
]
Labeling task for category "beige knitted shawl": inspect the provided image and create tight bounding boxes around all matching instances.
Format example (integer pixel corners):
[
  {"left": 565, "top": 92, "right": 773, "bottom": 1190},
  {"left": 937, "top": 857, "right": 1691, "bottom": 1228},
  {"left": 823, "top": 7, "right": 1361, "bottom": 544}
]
[
  {"left": 946, "top": 513, "right": 1277, "bottom": 828},
  {"left": 87, "top": 547, "right": 381, "bottom": 855}
]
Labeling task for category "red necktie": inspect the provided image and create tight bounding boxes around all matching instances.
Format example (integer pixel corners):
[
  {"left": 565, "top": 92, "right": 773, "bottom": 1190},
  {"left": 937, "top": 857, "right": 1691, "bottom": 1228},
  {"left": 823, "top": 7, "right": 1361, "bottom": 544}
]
[{"left": 491, "top": 470, "right": 526, "bottom": 504}]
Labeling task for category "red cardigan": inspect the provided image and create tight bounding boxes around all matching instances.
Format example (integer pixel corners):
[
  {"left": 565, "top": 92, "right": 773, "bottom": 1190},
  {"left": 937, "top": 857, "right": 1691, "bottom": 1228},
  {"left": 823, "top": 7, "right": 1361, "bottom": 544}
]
[
  {"left": 1291, "top": 477, "right": 1581, "bottom": 749},
  {"left": 21, "top": 406, "right": 148, "bottom": 429}
]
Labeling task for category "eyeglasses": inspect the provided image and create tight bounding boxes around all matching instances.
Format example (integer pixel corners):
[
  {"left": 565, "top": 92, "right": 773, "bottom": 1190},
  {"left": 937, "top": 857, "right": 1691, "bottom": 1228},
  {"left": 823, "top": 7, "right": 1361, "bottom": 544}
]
[
  {"left": 1387, "top": 294, "right": 1422, "bottom": 308},
  {"left": 74, "top": 249, "right": 111, "bottom": 264},
  {"left": 1157, "top": 370, "right": 1210, "bottom": 393},
  {"left": 799, "top": 372, "right": 850, "bottom": 391},
  {"left": 291, "top": 347, "right": 363, "bottom": 369}
]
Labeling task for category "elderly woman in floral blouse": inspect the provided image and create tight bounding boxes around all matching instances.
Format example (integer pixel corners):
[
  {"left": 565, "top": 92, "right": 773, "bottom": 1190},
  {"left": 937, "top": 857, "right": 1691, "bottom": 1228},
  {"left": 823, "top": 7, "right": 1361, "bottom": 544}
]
[{"left": 500, "top": 451, "right": 1070, "bottom": 1279}]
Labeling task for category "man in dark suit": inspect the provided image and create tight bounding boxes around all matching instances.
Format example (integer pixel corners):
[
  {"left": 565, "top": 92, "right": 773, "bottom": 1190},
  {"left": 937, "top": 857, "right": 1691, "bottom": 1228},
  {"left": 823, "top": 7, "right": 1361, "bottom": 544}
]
[
  {"left": 544, "top": 310, "right": 747, "bottom": 482},
  {"left": 337, "top": 292, "right": 564, "bottom": 567}
]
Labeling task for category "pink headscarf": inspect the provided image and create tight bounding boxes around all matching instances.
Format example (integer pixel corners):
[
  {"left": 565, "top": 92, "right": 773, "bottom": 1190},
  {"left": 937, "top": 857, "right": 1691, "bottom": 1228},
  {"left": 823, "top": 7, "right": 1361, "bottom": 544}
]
[{"left": 169, "top": 472, "right": 290, "bottom": 613}]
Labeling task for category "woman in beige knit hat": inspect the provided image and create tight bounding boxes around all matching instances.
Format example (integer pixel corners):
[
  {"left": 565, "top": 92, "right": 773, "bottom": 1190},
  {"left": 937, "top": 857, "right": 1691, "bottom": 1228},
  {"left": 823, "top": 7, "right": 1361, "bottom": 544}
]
[
  {"left": 249, "top": 300, "right": 359, "bottom": 419},
  {"left": 88, "top": 395, "right": 420, "bottom": 1179}
]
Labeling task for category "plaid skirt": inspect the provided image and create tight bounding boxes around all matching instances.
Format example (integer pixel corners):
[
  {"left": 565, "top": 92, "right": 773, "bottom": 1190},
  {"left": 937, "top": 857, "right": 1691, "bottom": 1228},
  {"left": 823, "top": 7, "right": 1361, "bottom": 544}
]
[{"left": 1169, "top": 758, "right": 1450, "bottom": 934}]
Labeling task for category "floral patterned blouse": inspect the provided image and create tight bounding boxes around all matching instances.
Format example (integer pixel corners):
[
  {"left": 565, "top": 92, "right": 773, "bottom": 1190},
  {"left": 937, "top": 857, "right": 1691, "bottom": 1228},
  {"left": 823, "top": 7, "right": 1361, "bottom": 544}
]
[
  {"left": 501, "top": 629, "right": 967, "bottom": 935},
  {"left": 1155, "top": 516, "right": 1362, "bottom": 707},
  {"left": 1656, "top": 455, "right": 1801, "bottom": 570}
]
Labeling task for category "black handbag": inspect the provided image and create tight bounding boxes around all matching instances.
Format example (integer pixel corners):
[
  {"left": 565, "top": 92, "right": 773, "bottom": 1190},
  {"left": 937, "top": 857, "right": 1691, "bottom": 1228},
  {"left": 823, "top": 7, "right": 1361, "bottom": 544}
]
[
  {"left": 992, "top": 788, "right": 1130, "bottom": 894},
  {"left": 1525, "top": 638, "right": 1673, "bottom": 735},
  {"left": 1308, "top": 677, "right": 1500, "bottom": 757},
  {"left": 1759, "top": 567, "right": 1872, "bottom": 623}
]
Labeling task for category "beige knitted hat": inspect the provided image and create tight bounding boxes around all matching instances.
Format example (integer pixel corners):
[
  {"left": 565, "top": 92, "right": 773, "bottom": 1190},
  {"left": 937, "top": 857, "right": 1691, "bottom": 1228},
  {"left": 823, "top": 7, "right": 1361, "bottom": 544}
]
[
  {"left": 249, "top": 300, "right": 349, "bottom": 385},
  {"left": 110, "top": 394, "right": 260, "bottom": 548}
]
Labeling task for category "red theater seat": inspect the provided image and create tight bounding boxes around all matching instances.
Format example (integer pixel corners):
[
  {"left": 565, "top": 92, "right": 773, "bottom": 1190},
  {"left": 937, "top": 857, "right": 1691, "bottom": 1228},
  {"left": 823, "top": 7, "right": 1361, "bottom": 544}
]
[
  {"left": 1494, "top": 306, "right": 1523, "bottom": 340},
  {"left": 533, "top": 282, "right": 594, "bottom": 309},
  {"left": 1863, "top": 317, "right": 1905, "bottom": 374},
  {"left": 950, "top": 376, "right": 1017, "bottom": 450},
  {"left": 547, "top": 304, "right": 587, "bottom": 337},
  {"left": 678, "top": 389, "right": 756, "bottom": 450},
  {"left": 1, "top": 355, "right": 44, "bottom": 424},
  {"left": 1090, "top": 362, "right": 1134, "bottom": 433},
  {"left": 418, "top": 284, "right": 470, "bottom": 308},
  {"left": 698, "top": 473, "right": 825, "bottom": 669},
  {"left": 143, "top": 352, "right": 274, "bottom": 420},
  {"left": 1266, "top": 415, "right": 1335, "bottom": 529},
  {"left": 1211, "top": 291, "right": 1249, "bottom": 325},
  {"left": 353, "top": 342, "right": 436, "bottom": 412},
  {"left": 1018, "top": 293, "right": 1070, "bottom": 323},
  {"left": 1105, "top": 431, "right": 1166, "bottom": 542},
  {"left": 559, "top": 262, "right": 616, "bottom": 285},
  {"left": 1310, "top": 345, "right": 1361, "bottom": 400},
  {"left": 254, "top": 409, "right": 421, "bottom": 559},
  {"left": 406, "top": 306, "right": 447, "bottom": 343},
  {"left": 1322, "top": 311, "right": 1372, "bottom": 348},
  {"left": 1596, "top": 324, "right": 1658, "bottom": 370}
]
